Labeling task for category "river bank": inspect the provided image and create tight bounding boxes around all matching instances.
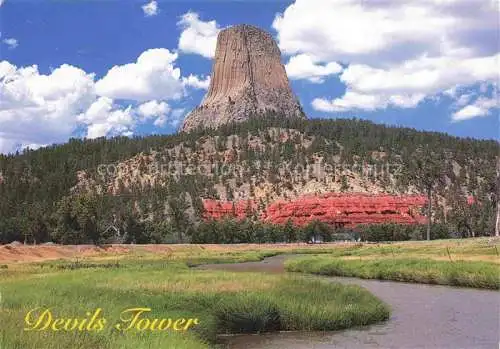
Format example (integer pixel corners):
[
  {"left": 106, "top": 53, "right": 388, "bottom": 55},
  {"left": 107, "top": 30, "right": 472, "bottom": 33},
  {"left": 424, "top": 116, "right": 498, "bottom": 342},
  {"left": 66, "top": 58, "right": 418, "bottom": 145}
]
[{"left": 202, "top": 255, "right": 499, "bottom": 349}]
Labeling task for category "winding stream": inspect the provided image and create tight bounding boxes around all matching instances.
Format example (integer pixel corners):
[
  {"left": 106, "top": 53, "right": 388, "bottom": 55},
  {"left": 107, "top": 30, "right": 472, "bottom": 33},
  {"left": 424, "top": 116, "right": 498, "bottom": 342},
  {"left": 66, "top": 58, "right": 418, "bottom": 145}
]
[{"left": 199, "top": 255, "right": 500, "bottom": 349}]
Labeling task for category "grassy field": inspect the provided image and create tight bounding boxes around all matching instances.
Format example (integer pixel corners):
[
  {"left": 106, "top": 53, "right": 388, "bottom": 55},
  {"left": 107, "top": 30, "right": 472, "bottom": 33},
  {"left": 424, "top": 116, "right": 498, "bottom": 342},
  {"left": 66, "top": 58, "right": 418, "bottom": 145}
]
[
  {"left": 2, "top": 239, "right": 498, "bottom": 265},
  {"left": 286, "top": 258, "right": 499, "bottom": 289},
  {"left": 285, "top": 238, "right": 500, "bottom": 289},
  {"left": 1, "top": 238, "right": 498, "bottom": 348},
  {"left": 0, "top": 243, "right": 352, "bottom": 265},
  {"left": 0, "top": 255, "right": 389, "bottom": 349}
]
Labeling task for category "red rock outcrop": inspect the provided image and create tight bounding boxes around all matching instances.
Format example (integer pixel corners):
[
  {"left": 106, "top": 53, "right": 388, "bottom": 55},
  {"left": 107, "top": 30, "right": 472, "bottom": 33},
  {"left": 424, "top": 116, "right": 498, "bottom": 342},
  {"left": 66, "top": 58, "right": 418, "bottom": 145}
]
[
  {"left": 263, "top": 193, "right": 427, "bottom": 227},
  {"left": 203, "top": 199, "right": 257, "bottom": 220},
  {"left": 467, "top": 195, "right": 476, "bottom": 205},
  {"left": 203, "top": 193, "right": 428, "bottom": 227},
  {"left": 181, "top": 24, "right": 305, "bottom": 132}
]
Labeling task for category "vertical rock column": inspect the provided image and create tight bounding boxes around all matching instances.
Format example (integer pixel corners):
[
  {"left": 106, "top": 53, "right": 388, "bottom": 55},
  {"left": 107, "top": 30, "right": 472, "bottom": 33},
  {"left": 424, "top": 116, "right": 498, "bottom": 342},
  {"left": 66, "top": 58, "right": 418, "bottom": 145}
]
[{"left": 181, "top": 24, "right": 305, "bottom": 132}]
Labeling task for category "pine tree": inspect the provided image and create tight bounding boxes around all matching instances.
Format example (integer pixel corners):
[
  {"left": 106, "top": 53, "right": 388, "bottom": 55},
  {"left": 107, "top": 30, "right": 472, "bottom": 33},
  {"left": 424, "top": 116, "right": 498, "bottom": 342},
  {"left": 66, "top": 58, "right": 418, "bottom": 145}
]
[{"left": 405, "top": 146, "right": 447, "bottom": 240}]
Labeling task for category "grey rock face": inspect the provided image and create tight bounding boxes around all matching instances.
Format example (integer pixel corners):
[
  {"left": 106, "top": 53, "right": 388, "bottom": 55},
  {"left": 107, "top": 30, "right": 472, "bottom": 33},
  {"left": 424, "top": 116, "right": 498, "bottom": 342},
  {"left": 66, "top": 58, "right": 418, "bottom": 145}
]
[{"left": 181, "top": 24, "right": 305, "bottom": 132}]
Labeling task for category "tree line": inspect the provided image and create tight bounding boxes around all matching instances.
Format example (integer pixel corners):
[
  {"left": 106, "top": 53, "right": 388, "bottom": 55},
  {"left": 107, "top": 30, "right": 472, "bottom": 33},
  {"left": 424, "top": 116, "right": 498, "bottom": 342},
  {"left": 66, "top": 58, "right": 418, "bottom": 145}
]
[{"left": 0, "top": 115, "right": 498, "bottom": 244}]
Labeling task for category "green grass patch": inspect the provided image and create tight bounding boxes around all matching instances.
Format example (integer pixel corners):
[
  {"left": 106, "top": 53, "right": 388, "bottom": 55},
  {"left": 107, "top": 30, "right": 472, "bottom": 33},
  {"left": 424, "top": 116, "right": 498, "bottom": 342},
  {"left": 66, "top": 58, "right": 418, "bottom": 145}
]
[
  {"left": 285, "top": 256, "right": 500, "bottom": 289},
  {"left": 0, "top": 260, "right": 389, "bottom": 349}
]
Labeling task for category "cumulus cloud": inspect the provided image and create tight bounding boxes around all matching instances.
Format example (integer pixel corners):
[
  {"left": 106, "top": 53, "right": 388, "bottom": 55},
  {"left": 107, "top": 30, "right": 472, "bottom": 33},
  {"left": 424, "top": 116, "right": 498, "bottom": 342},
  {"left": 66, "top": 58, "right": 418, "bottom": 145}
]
[
  {"left": 454, "top": 92, "right": 475, "bottom": 108},
  {"left": 0, "top": 46, "right": 204, "bottom": 153},
  {"left": 313, "top": 92, "right": 425, "bottom": 112},
  {"left": 152, "top": 107, "right": 186, "bottom": 128},
  {"left": 182, "top": 74, "right": 211, "bottom": 90},
  {"left": 77, "top": 97, "right": 135, "bottom": 139},
  {"left": 2, "top": 38, "right": 18, "bottom": 49},
  {"left": 314, "top": 54, "right": 500, "bottom": 111},
  {"left": 177, "top": 12, "right": 220, "bottom": 58},
  {"left": 152, "top": 108, "right": 186, "bottom": 128},
  {"left": 273, "top": 0, "right": 498, "bottom": 64},
  {"left": 142, "top": 1, "right": 158, "bottom": 17},
  {"left": 285, "top": 54, "right": 342, "bottom": 83},
  {"left": 95, "top": 48, "right": 184, "bottom": 102},
  {"left": 137, "top": 100, "right": 170, "bottom": 120},
  {"left": 452, "top": 96, "right": 499, "bottom": 121},
  {"left": 339, "top": 55, "right": 499, "bottom": 96},
  {"left": 0, "top": 61, "right": 96, "bottom": 153},
  {"left": 275, "top": 0, "right": 499, "bottom": 119},
  {"left": 152, "top": 115, "right": 166, "bottom": 127},
  {"left": 136, "top": 100, "right": 172, "bottom": 127},
  {"left": 168, "top": 108, "right": 186, "bottom": 128}
]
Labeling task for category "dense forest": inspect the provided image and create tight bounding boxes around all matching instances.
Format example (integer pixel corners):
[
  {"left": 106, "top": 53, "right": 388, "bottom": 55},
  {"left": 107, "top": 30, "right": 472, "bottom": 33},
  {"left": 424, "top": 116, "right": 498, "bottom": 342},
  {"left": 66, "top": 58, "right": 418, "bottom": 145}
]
[{"left": 0, "top": 115, "right": 498, "bottom": 244}]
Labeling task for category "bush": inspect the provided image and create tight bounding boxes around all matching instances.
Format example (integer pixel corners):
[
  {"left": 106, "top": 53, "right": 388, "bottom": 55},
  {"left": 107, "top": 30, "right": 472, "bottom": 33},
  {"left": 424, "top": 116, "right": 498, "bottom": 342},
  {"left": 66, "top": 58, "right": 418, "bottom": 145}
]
[
  {"left": 358, "top": 223, "right": 413, "bottom": 241},
  {"left": 214, "top": 296, "right": 281, "bottom": 333},
  {"left": 190, "top": 220, "right": 452, "bottom": 244},
  {"left": 356, "top": 223, "right": 451, "bottom": 242},
  {"left": 431, "top": 223, "right": 452, "bottom": 240}
]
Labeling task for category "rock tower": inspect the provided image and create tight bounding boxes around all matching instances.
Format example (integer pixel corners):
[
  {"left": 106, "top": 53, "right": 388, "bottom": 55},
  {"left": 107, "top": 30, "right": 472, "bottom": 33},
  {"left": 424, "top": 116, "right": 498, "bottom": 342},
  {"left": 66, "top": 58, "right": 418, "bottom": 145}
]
[{"left": 181, "top": 24, "right": 305, "bottom": 132}]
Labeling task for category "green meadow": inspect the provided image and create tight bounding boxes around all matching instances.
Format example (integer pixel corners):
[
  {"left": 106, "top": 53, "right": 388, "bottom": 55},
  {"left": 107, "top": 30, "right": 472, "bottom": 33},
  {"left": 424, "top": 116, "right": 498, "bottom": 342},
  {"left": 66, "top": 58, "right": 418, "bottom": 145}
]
[
  {"left": 0, "top": 258, "right": 389, "bottom": 349},
  {"left": 286, "top": 257, "right": 499, "bottom": 289},
  {"left": 1, "top": 238, "right": 498, "bottom": 348},
  {"left": 284, "top": 238, "right": 500, "bottom": 289}
]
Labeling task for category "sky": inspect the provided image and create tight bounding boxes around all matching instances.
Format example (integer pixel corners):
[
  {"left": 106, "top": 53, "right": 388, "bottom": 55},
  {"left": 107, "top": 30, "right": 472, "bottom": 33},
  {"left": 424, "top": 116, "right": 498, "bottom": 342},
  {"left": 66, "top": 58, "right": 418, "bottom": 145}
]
[{"left": 0, "top": 0, "right": 498, "bottom": 154}]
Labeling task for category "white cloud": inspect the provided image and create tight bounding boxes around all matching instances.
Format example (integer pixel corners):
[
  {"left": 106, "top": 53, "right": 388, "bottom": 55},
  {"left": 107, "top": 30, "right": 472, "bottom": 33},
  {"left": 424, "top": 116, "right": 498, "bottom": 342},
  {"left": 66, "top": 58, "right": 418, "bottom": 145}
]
[
  {"left": 3, "top": 38, "right": 18, "bottom": 49},
  {"left": 153, "top": 107, "right": 186, "bottom": 128},
  {"left": 0, "top": 0, "right": 5, "bottom": 7},
  {"left": 22, "top": 143, "right": 47, "bottom": 151},
  {"left": 171, "top": 108, "right": 185, "bottom": 118},
  {"left": 77, "top": 97, "right": 135, "bottom": 139},
  {"left": 177, "top": 12, "right": 220, "bottom": 59},
  {"left": 149, "top": 106, "right": 185, "bottom": 128},
  {"left": 169, "top": 108, "right": 186, "bottom": 127},
  {"left": 137, "top": 100, "right": 172, "bottom": 127},
  {"left": 95, "top": 48, "right": 184, "bottom": 102},
  {"left": 339, "top": 55, "right": 499, "bottom": 96},
  {"left": 312, "top": 91, "right": 425, "bottom": 112},
  {"left": 137, "top": 100, "right": 170, "bottom": 120},
  {"left": 276, "top": 0, "right": 499, "bottom": 119},
  {"left": 182, "top": 74, "right": 211, "bottom": 90},
  {"left": 78, "top": 98, "right": 178, "bottom": 136},
  {"left": 316, "top": 54, "right": 500, "bottom": 111},
  {"left": 142, "top": 1, "right": 158, "bottom": 17},
  {"left": 273, "top": 0, "right": 497, "bottom": 64},
  {"left": 454, "top": 92, "right": 475, "bottom": 107},
  {"left": 152, "top": 115, "right": 166, "bottom": 127},
  {"left": 0, "top": 61, "right": 96, "bottom": 153},
  {"left": 0, "top": 46, "right": 201, "bottom": 153},
  {"left": 452, "top": 96, "right": 499, "bottom": 121},
  {"left": 285, "top": 54, "right": 342, "bottom": 83}
]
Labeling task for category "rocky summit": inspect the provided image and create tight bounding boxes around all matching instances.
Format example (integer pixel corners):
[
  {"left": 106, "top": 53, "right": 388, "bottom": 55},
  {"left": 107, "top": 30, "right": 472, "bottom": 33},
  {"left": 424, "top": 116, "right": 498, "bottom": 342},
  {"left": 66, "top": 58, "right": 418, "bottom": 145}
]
[{"left": 181, "top": 24, "right": 305, "bottom": 132}]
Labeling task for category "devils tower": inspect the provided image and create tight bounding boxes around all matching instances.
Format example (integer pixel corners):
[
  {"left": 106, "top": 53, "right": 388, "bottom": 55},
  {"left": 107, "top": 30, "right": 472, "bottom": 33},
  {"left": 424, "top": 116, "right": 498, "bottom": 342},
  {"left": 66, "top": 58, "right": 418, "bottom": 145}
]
[{"left": 181, "top": 24, "right": 305, "bottom": 132}]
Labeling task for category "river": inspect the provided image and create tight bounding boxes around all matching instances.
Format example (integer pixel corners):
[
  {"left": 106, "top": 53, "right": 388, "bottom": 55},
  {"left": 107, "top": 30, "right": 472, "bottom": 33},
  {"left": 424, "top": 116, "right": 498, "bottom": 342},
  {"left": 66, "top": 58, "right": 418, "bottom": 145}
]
[{"left": 199, "top": 255, "right": 500, "bottom": 349}]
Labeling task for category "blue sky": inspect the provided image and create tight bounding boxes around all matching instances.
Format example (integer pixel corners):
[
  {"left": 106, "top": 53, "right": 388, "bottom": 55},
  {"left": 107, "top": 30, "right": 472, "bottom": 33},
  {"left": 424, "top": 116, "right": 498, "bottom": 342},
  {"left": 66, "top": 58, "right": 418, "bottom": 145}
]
[{"left": 0, "top": 0, "right": 498, "bottom": 154}]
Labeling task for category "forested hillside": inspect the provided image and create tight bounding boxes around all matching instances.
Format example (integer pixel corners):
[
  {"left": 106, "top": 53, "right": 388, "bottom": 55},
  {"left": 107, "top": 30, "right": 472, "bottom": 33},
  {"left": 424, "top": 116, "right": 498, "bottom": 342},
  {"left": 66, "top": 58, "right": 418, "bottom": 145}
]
[{"left": 0, "top": 116, "right": 498, "bottom": 244}]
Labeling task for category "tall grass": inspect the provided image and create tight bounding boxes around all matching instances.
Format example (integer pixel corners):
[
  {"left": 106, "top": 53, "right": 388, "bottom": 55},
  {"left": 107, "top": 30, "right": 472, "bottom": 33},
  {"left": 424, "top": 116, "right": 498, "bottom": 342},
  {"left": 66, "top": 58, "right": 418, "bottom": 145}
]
[
  {"left": 286, "top": 256, "right": 500, "bottom": 289},
  {"left": 1, "top": 260, "right": 389, "bottom": 349}
]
